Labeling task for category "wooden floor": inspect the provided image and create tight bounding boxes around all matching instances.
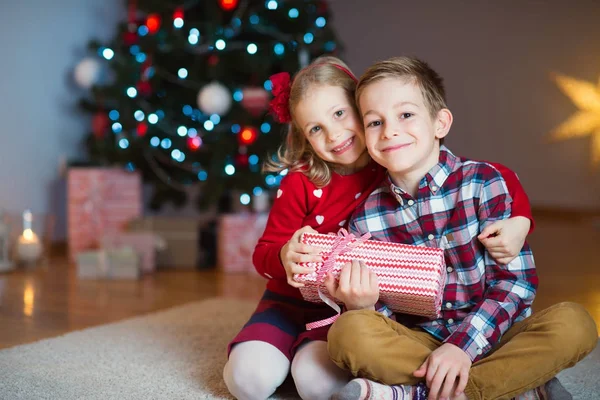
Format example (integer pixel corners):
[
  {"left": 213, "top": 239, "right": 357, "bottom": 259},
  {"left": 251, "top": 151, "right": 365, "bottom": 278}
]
[{"left": 0, "top": 213, "right": 599, "bottom": 350}]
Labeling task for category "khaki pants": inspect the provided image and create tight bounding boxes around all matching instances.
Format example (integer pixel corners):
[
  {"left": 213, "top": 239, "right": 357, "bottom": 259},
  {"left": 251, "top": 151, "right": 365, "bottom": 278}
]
[{"left": 327, "top": 302, "right": 597, "bottom": 400}]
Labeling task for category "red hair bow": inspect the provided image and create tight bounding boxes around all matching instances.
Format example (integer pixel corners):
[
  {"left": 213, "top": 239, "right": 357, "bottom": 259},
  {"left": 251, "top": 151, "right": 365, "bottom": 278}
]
[{"left": 268, "top": 72, "right": 292, "bottom": 123}]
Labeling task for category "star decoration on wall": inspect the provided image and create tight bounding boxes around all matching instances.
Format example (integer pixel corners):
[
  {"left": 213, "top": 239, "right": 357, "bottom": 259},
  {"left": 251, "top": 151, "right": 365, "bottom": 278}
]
[{"left": 551, "top": 73, "right": 600, "bottom": 167}]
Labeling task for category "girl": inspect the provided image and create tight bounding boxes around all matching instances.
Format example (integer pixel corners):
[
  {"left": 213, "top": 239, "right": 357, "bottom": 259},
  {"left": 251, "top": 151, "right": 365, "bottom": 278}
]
[{"left": 223, "top": 57, "right": 533, "bottom": 400}]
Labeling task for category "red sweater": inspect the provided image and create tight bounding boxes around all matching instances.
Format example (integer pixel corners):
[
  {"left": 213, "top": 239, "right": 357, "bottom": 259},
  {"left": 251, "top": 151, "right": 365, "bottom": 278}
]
[{"left": 253, "top": 161, "right": 533, "bottom": 299}]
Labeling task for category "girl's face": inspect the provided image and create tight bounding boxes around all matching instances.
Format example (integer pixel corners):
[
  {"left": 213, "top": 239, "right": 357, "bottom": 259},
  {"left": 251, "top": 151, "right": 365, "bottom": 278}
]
[{"left": 294, "top": 85, "right": 368, "bottom": 172}]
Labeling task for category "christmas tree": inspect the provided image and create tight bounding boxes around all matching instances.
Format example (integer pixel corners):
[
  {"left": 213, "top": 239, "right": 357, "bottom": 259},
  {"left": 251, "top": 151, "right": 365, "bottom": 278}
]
[{"left": 75, "top": 0, "right": 340, "bottom": 210}]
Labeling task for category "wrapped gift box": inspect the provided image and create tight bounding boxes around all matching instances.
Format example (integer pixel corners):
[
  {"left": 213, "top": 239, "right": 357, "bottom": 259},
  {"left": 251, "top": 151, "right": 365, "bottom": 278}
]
[
  {"left": 101, "top": 232, "right": 163, "bottom": 273},
  {"left": 217, "top": 213, "right": 268, "bottom": 273},
  {"left": 68, "top": 168, "right": 142, "bottom": 261},
  {"left": 294, "top": 230, "right": 447, "bottom": 319},
  {"left": 127, "top": 216, "right": 199, "bottom": 269},
  {"left": 76, "top": 247, "right": 139, "bottom": 280}
]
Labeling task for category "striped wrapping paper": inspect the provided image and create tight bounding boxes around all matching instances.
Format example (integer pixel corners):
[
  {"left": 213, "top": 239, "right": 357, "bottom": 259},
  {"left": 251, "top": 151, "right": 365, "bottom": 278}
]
[{"left": 295, "top": 231, "right": 447, "bottom": 320}]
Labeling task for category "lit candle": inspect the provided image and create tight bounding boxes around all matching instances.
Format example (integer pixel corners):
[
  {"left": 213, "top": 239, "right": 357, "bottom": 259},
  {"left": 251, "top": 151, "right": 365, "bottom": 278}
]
[{"left": 17, "top": 210, "right": 42, "bottom": 263}]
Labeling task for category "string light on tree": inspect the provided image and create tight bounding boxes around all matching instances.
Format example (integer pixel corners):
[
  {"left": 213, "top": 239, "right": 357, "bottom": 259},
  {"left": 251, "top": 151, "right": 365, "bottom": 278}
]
[
  {"left": 239, "top": 127, "right": 258, "bottom": 145},
  {"left": 173, "top": 8, "right": 184, "bottom": 28},
  {"left": 219, "top": 0, "right": 239, "bottom": 11},
  {"left": 551, "top": 72, "right": 600, "bottom": 167},
  {"left": 188, "top": 136, "right": 202, "bottom": 150},
  {"left": 146, "top": 14, "right": 161, "bottom": 34},
  {"left": 137, "top": 122, "right": 148, "bottom": 136}
]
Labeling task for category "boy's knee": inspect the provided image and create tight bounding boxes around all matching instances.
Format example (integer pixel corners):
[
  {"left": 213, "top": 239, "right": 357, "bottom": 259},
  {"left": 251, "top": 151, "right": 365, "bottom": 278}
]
[
  {"left": 327, "top": 310, "right": 387, "bottom": 362},
  {"left": 547, "top": 302, "right": 598, "bottom": 356}
]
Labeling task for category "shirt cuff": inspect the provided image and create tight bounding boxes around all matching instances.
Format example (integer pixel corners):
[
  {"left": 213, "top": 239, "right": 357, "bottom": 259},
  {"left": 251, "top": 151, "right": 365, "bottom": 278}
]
[{"left": 444, "top": 324, "right": 491, "bottom": 362}]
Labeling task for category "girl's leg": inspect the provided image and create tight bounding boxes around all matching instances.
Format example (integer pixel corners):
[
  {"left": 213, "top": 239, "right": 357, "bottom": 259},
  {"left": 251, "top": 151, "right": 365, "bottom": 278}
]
[
  {"left": 291, "top": 340, "right": 352, "bottom": 400},
  {"left": 224, "top": 341, "right": 290, "bottom": 400}
]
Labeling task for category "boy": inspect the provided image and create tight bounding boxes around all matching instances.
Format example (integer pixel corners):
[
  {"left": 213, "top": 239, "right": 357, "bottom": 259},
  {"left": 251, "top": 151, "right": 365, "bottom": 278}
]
[{"left": 325, "top": 57, "right": 597, "bottom": 400}]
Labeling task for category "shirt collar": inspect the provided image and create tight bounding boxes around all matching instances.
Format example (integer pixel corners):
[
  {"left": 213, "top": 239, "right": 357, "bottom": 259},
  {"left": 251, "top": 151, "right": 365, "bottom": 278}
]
[{"left": 385, "top": 146, "right": 461, "bottom": 204}]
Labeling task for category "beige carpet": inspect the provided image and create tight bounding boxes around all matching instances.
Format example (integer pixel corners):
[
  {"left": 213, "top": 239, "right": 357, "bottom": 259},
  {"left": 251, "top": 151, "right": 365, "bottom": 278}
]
[{"left": 0, "top": 298, "right": 597, "bottom": 399}]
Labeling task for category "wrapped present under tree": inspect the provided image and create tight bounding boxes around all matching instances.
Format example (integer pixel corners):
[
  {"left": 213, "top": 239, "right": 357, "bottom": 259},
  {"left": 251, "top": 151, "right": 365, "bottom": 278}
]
[{"left": 67, "top": 167, "right": 142, "bottom": 261}]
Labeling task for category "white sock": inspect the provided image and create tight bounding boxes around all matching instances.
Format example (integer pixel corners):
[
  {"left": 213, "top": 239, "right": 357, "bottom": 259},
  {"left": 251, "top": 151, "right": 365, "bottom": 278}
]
[
  {"left": 291, "top": 341, "right": 352, "bottom": 400},
  {"left": 223, "top": 341, "right": 290, "bottom": 400}
]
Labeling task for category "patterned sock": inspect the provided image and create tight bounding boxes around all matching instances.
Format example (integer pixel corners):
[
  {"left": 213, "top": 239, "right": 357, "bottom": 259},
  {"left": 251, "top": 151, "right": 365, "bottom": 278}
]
[
  {"left": 513, "top": 377, "right": 572, "bottom": 400},
  {"left": 330, "top": 378, "right": 428, "bottom": 400}
]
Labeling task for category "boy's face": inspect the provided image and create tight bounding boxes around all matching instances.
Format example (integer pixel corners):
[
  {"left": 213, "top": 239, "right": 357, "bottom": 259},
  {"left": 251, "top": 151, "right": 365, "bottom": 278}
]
[
  {"left": 359, "top": 78, "right": 450, "bottom": 179},
  {"left": 294, "top": 84, "right": 367, "bottom": 168}
]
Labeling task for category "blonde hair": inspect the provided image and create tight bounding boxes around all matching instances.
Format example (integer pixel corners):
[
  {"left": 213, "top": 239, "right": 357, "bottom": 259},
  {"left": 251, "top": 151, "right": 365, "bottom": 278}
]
[
  {"left": 356, "top": 56, "right": 447, "bottom": 120},
  {"left": 263, "top": 56, "right": 358, "bottom": 187}
]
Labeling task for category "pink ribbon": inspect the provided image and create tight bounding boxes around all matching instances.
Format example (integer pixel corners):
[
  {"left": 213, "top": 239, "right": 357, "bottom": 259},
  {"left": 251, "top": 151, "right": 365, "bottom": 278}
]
[{"left": 306, "top": 229, "right": 371, "bottom": 330}]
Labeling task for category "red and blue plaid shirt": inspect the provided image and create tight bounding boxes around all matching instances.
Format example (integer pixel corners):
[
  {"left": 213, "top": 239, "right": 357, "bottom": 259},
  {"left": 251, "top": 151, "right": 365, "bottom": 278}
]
[{"left": 348, "top": 146, "right": 538, "bottom": 362}]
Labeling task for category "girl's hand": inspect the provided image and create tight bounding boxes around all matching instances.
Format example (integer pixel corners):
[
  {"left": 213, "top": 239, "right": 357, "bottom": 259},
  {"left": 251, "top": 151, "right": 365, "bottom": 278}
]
[
  {"left": 478, "top": 216, "right": 531, "bottom": 264},
  {"left": 324, "top": 259, "right": 379, "bottom": 311},
  {"left": 280, "top": 226, "right": 322, "bottom": 288}
]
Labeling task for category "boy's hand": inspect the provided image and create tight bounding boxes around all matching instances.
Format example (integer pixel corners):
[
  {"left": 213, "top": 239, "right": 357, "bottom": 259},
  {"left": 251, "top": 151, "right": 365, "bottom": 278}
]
[
  {"left": 478, "top": 216, "right": 530, "bottom": 264},
  {"left": 280, "top": 226, "right": 322, "bottom": 288},
  {"left": 324, "top": 259, "right": 379, "bottom": 311},
  {"left": 413, "top": 343, "right": 471, "bottom": 400}
]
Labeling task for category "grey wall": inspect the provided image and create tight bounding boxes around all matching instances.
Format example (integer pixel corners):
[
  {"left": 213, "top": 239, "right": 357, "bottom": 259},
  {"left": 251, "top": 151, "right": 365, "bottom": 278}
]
[
  {"left": 0, "top": 1, "right": 598, "bottom": 241},
  {"left": 0, "top": 0, "right": 124, "bottom": 239},
  {"left": 329, "top": 0, "right": 600, "bottom": 209}
]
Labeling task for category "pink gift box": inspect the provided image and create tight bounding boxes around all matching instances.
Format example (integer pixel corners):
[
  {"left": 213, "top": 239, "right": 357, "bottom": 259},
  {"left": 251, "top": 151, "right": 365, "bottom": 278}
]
[
  {"left": 68, "top": 168, "right": 142, "bottom": 261},
  {"left": 294, "top": 230, "right": 447, "bottom": 319},
  {"left": 217, "top": 213, "right": 268, "bottom": 273},
  {"left": 101, "top": 232, "right": 160, "bottom": 273}
]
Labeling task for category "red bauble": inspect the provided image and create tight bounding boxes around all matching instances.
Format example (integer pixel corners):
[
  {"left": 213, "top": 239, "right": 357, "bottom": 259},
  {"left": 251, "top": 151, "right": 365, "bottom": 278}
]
[
  {"left": 235, "top": 153, "right": 249, "bottom": 168},
  {"left": 146, "top": 14, "right": 161, "bottom": 34},
  {"left": 187, "top": 136, "right": 202, "bottom": 151},
  {"left": 136, "top": 81, "right": 152, "bottom": 97},
  {"left": 238, "top": 127, "right": 258, "bottom": 146},
  {"left": 318, "top": 1, "right": 328, "bottom": 13},
  {"left": 92, "top": 112, "right": 109, "bottom": 139},
  {"left": 208, "top": 55, "right": 219, "bottom": 66},
  {"left": 241, "top": 87, "right": 270, "bottom": 116},
  {"left": 219, "top": 0, "right": 239, "bottom": 11},
  {"left": 123, "top": 31, "right": 138, "bottom": 46},
  {"left": 137, "top": 122, "right": 148, "bottom": 136},
  {"left": 173, "top": 7, "right": 184, "bottom": 20}
]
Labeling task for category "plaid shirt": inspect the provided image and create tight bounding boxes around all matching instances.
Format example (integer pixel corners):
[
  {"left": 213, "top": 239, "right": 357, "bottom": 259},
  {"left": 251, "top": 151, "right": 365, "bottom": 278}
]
[{"left": 348, "top": 146, "right": 538, "bottom": 362}]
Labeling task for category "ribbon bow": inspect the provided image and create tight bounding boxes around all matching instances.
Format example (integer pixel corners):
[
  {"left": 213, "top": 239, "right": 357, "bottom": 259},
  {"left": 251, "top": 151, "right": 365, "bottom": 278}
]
[
  {"left": 268, "top": 72, "right": 292, "bottom": 123},
  {"left": 306, "top": 228, "right": 371, "bottom": 330}
]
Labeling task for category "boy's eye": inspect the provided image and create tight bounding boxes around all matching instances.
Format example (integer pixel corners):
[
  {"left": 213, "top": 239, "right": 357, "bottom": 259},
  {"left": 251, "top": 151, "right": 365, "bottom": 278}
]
[
  {"left": 334, "top": 110, "right": 345, "bottom": 117},
  {"left": 400, "top": 113, "right": 413, "bottom": 119},
  {"left": 366, "top": 120, "right": 382, "bottom": 128}
]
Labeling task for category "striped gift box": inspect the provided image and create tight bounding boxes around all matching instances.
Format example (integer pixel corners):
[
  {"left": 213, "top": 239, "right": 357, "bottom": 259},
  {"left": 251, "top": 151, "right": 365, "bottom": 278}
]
[{"left": 295, "top": 231, "right": 447, "bottom": 319}]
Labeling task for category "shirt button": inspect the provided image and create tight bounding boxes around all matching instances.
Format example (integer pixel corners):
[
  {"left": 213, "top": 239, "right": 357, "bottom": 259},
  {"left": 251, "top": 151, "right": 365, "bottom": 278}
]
[
  {"left": 446, "top": 266, "right": 454, "bottom": 273},
  {"left": 448, "top": 318, "right": 454, "bottom": 324},
  {"left": 407, "top": 199, "right": 415, "bottom": 206},
  {"left": 431, "top": 185, "right": 439, "bottom": 192},
  {"left": 428, "top": 234, "right": 435, "bottom": 240},
  {"left": 476, "top": 348, "right": 483, "bottom": 355},
  {"left": 446, "top": 302, "right": 452, "bottom": 309}
]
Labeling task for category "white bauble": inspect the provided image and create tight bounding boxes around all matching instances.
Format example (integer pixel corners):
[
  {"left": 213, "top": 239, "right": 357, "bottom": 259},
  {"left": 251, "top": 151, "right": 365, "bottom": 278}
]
[
  {"left": 197, "top": 82, "right": 232, "bottom": 116},
  {"left": 74, "top": 57, "right": 103, "bottom": 89}
]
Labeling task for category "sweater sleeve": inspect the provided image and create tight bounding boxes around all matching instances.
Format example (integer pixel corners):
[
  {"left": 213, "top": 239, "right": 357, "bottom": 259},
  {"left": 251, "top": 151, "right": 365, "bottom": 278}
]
[
  {"left": 488, "top": 162, "right": 535, "bottom": 233},
  {"left": 252, "top": 172, "right": 310, "bottom": 280}
]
